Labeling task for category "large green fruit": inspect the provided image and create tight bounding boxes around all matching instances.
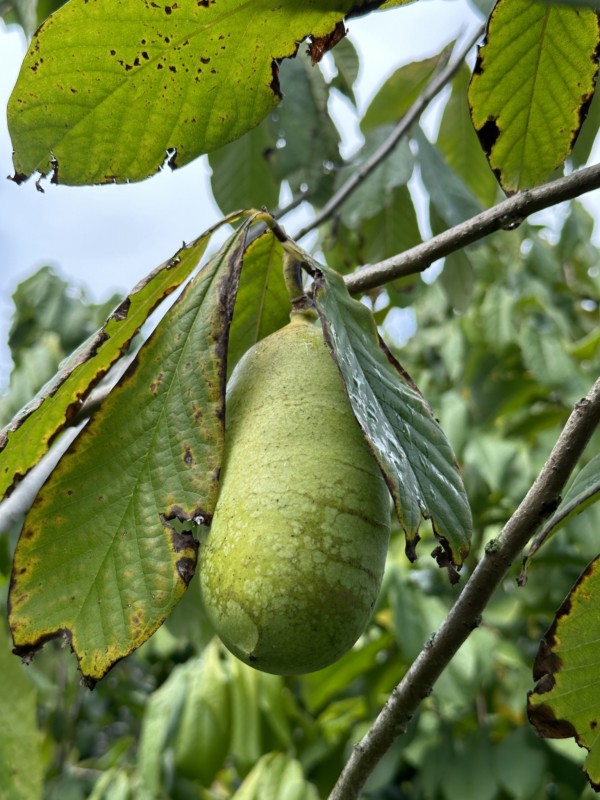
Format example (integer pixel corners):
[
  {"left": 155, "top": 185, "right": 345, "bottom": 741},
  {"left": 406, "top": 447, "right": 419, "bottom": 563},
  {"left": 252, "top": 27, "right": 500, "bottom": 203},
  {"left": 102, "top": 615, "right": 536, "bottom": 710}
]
[{"left": 199, "top": 314, "right": 391, "bottom": 675}]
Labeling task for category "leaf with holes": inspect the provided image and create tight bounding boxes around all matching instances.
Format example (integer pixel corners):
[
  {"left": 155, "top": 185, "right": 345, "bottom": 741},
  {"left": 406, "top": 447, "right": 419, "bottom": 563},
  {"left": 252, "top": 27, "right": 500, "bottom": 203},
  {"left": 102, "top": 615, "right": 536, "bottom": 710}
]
[
  {"left": 0, "top": 213, "right": 241, "bottom": 504},
  {"left": 8, "top": 224, "right": 249, "bottom": 686},
  {"left": 468, "top": 0, "right": 600, "bottom": 194},
  {"left": 528, "top": 554, "right": 600, "bottom": 790},
  {"left": 8, "top": 0, "right": 395, "bottom": 186},
  {"left": 313, "top": 261, "right": 472, "bottom": 572},
  {"left": 227, "top": 231, "right": 290, "bottom": 377}
]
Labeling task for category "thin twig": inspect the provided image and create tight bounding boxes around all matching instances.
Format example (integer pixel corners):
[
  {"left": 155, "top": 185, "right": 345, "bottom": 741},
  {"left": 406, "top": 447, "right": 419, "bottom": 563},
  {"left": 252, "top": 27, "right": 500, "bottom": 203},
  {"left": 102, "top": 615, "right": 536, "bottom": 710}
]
[
  {"left": 328, "top": 376, "right": 600, "bottom": 800},
  {"left": 344, "top": 162, "right": 600, "bottom": 295},
  {"left": 293, "top": 23, "right": 486, "bottom": 242}
]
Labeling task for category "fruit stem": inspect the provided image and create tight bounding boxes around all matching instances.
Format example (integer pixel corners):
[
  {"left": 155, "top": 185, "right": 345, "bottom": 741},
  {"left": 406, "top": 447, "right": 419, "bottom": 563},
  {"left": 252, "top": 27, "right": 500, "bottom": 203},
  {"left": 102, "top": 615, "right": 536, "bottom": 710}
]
[{"left": 283, "top": 252, "right": 316, "bottom": 316}]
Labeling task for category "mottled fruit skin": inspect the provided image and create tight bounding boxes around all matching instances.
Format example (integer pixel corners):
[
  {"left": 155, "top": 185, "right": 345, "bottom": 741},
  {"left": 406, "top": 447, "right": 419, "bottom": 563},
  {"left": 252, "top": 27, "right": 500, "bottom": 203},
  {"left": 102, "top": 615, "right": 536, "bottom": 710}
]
[{"left": 199, "top": 315, "right": 391, "bottom": 675}]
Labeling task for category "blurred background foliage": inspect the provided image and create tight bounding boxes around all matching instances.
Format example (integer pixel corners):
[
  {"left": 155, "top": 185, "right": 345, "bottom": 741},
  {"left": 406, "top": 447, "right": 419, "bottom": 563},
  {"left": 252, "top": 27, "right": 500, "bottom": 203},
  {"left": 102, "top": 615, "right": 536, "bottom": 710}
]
[{"left": 3, "top": 10, "right": 600, "bottom": 800}]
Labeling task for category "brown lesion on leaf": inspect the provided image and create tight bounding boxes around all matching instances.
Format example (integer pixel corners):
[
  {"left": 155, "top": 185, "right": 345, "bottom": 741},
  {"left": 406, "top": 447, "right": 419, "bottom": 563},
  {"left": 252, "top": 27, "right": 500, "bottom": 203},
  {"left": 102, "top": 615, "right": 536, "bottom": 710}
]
[
  {"left": 112, "top": 297, "right": 131, "bottom": 321},
  {"left": 183, "top": 444, "right": 194, "bottom": 467},
  {"left": 431, "top": 543, "right": 460, "bottom": 585},
  {"left": 527, "top": 692, "right": 577, "bottom": 739},
  {"left": 528, "top": 557, "right": 600, "bottom": 740},
  {"left": 270, "top": 59, "right": 282, "bottom": 100},
  {"left": 405, "top": 531, "right": 421, "bottom": 564},
  {"left": 308, "top": 20, "right": 346, "bottom": 67},
  {"left": 176, "top": 557, "right": 197, "bottom": 585}
]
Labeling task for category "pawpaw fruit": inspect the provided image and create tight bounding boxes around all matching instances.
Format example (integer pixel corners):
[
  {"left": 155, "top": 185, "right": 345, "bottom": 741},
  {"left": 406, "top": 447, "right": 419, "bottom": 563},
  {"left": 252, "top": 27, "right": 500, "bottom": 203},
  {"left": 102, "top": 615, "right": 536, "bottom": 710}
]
[{"left": 199, "top": 313, "right": 391, "bottom": 675}]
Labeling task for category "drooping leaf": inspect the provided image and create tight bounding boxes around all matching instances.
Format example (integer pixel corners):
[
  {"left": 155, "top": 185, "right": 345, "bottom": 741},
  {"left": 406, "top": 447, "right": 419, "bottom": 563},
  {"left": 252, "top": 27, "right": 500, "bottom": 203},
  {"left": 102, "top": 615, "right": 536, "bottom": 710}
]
[
  {"left": 416, "top": 126, "right": 483, "bottom": 228},
  {"left": 360, "top": 184, "right": 422, "bottom": 265},
  {"left": 522, "top": 453, "right": 600, "bottom": 569},
  {"left": 8, "top": 224, "right": 249, "bottom": 685},
  {"left": 436, "top": 64, "right": 498, "bottom": 209},
  {"left": 440, "top": 251, "right": 475, "bottom": 313},
  {"left": 8, "top": 0, "right": 378, "bottom": 186},
  {"left": 338, "top": 129, "right": 414, "bottom": 228},
  {"left": 528, "top": 553, "right": 600, "bottom": 789},
  {"left": 174, "top": 639, "right": 231, "bottom": 787},
  {"left": 429, "top": 202, "right": 475, "bottom": 312},
  {"left": 268, "top": 52, "right": 341, "bottom": 201},
  {"left": 0, "top": 620, "right": 43, "bottom": 800},
  {"left": 233, "top": 753, "right": 320, "bottom": 800},
  {"left": 0, "top": 213, "right": 240, "bottom": 503},
  {"left": 138, "top": 663, "right": 188, "bottom": 794},
  {"left": 330, "top": 36, "right": 360, "bottom": 107},
  {"left": 360, "top": 49, "right": 447, "bottom": 133},
  {"left": 468, "top": 0, "right": 600, "bottom": 193},
  {"left": 313, "top": 261, "right": 472, "bottom": 569},
  {"left": 228, "top": 231, "right": 290, "bottom": 377},
  {"left": 209, "top": 122, "right": 279, "bottom": 216}
]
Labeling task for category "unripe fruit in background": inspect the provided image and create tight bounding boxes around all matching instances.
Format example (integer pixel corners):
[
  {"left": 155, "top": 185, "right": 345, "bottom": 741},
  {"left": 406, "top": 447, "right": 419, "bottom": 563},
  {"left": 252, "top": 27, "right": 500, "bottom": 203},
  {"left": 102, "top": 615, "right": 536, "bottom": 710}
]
[{"left": 199, "top": 313, "right": 391, "bottom": 675}]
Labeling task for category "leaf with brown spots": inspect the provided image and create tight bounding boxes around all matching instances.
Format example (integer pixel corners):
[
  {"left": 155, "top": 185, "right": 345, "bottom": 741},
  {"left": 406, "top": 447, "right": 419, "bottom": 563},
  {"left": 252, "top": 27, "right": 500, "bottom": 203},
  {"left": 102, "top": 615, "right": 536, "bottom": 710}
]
[
  {"left": 528, "top": 554, "right": 600, "bottom": 790},
  {"left": 0, "top": 211, "right": 242, "bottom": 504},
  {"left": 8, "top": 222, "right": 250, "bottom": 685},
  {"left": 468, "top": 0, "right": 600, "bottom": 194},
  {"left": 8, "top": 0, "right": 405, "bottom": 186}
]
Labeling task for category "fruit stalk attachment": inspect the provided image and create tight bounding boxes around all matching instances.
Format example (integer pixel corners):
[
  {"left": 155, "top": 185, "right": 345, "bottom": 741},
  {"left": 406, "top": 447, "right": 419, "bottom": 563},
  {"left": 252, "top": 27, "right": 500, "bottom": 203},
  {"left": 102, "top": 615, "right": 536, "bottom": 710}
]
[{"left": 283, "top": 252, "right": 315, "bottom": 316}]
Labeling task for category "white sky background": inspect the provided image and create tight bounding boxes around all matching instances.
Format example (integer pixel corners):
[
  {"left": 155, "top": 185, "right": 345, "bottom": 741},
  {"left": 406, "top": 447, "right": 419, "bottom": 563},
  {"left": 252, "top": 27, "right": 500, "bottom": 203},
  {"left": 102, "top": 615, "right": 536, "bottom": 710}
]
[{"left": 1, "top": 0, "right": 599, "bottom": 386}]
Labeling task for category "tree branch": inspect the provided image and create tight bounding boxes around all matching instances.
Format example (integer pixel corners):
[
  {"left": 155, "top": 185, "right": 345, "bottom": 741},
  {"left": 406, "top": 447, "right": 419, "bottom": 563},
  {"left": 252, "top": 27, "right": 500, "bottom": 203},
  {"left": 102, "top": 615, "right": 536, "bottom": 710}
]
[
  {"left": 344, "top": 162, "right": 600, "bottom": 295},
  {"left": 329, "top": 375, "right": 600, "bottom": 800},
  {"left": 293, "top": 23, "right": 486, "bottom": 242}
]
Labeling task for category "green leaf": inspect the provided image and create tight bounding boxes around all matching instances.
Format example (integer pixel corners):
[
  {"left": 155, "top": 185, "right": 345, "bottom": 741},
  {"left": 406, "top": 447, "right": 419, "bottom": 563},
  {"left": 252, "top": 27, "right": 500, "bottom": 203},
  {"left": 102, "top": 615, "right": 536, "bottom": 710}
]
[
  {"left": 570, "top": 324, "right": 600, "bottom": 360},
  {"left": 429, "top": 202, "right": 475, "bottom": 312},
  {"left": 360, "top": 184, "right": 422, "bottom": 265},
  {"left": 360, "top": 50, "right": 446, "bottom": 133},
  {"left": 8, "top": 0, "right": 370, "bottom": 185},
  {"left": 233, "top": 753, "right": 320, "bottom": 800},
  {"left": 468, "top": 0, "right": 600, "bottom": 193},
  {"left": 528, "top": 553, "right": 600, "bottom": 789},
  {"left": 444, "top": 730, "right": 497, "bottom": 800},
  {"left": 519, "top": 319, "right": 578, "bottom": 389},
  {"left": 338, "top": 129, "right": 414, "bottom": 228},
  {"left": 268, "top": 53, "right": 341, "bottom": 200},
  {"left": 330, "top": 37, "right": 359, "bottom": 107},
  {"left": 523, "top": 453, "right": 600, "bottom": 567},
  {"left": 416, "top": 127, "right": 483, "bottom": 228},
  {"left": 228, "top": 231, "right": 290, "bottom": 377},
  {"left": 8, "top": 224, "right": 249, "bottom": 685},
  {"left": 0, "top": 213, "right": 240, "bottom": 503},
  {"left": 175, "top": 639, "right": 231, "bottom": 786},
  {"left": 229, "top": 654, "right": 263, "bottom": 774},
  {"left": 436, "top": 64, "right": 498, "bottom": 209},
  {"left": 301, "top": 633, "right": 393, "bottom": 712},
  {"left": 209, "top": 122, "right": 279, "bottom": 216},
  {"left": 0, "top": 620, "right": 43, "bottom": 800},
  {"left": 138, "top": 663, "right": 188, "bottom": 794},
  {"left": 493, "top": 729, "right": 547, "bottom": 800},
  {"left": 313, "top": 261, "right": 472, "bottom": 568}
]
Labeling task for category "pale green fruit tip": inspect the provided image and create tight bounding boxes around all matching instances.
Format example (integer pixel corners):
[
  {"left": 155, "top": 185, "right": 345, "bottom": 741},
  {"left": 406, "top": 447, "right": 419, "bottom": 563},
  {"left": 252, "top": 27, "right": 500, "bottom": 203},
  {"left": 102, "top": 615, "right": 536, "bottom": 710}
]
[{"left": 199, "top": 315, "right": 391, "bottom": 675}]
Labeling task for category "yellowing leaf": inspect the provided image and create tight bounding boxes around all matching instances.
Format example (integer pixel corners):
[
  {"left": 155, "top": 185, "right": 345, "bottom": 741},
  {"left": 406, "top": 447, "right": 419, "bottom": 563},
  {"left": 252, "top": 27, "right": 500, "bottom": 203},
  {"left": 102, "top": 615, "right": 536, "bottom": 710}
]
[
  {"left": 469, "top": 0, "right": 600, "bottom": 193},
  {"left": 9, "top": 0, "right": 400, "bottom": 186}
]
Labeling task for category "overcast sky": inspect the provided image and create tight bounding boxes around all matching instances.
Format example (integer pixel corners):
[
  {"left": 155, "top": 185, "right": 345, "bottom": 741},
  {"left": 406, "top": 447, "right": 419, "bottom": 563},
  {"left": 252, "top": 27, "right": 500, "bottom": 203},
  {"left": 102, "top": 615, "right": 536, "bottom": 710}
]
[{"left": 3, "top": 0, "right": 598, "bottom": 388}]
